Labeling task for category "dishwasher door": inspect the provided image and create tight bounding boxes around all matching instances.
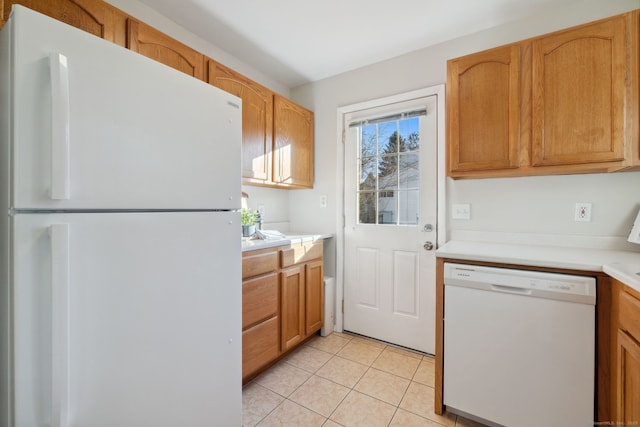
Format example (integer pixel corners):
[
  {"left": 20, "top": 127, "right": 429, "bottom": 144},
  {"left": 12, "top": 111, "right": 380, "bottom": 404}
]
[{"left": 443, "top": 263, "right": 596, "bottom": 427}]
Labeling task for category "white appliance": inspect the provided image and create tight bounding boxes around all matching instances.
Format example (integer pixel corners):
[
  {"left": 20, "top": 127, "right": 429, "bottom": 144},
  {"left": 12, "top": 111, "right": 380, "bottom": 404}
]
[
  {"left": 443, "top": 262, "right": 596, "bottom": 427},
  {"left": 0, "top": 6, "right": 242, "bottom": 427}
]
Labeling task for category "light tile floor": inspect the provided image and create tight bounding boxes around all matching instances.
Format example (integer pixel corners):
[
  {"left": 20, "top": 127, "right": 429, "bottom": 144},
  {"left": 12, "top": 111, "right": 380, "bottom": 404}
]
[{"left": 242, "top": 332, "right": 487, "bottom": 427}]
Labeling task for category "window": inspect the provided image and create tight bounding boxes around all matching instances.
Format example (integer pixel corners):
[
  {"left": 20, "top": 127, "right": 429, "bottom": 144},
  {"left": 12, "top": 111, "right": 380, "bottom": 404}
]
[{"left": 355, "top": 116, "right": 421, "bottom": 225}]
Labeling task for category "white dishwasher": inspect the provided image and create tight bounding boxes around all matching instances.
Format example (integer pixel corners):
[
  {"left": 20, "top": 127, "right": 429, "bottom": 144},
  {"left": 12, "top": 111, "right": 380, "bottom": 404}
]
[{"left": 443, "top": 262, "right": 596, "bottom": 427}]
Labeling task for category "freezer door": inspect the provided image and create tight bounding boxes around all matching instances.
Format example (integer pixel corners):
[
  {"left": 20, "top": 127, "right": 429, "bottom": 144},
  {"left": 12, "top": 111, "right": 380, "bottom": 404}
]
[
  {"left": 8, "top": 6, "right": 241, "bottom": 210},
  {"left": 13, "top": 212, "right": 241, "bottom": 427}
]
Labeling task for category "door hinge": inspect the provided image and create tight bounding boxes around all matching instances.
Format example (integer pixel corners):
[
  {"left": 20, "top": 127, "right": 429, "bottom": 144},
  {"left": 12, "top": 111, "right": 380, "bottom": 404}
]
[
  {"left": 341, "top": 129, "right": 346, "bottom": 144},
  {"left": 342, "top": 300, "right": 344, "bottom": 314}
]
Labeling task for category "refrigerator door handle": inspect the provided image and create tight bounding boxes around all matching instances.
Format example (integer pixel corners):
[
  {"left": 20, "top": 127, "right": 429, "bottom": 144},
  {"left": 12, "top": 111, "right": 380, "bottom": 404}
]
[
  {"left": 50, "top": 224, "right": 70, "bottom": 427},
  {"left": 49, "top": 53, "right": 71, "bottom": 200}
]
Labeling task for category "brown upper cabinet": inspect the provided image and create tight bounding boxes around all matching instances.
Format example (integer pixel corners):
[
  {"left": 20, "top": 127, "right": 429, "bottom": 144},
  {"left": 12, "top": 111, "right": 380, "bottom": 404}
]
[
  {"left": 1, "top": 0, "right": 126, "bottom": 45},
  {"left": 447, "top": 44, "right": 521, "bottom": 173},
  {"left": 208, "top": 60, "right": 274, "bottom": 184},
  {"left": 447, "top": 10, "right": 640, "bottom": 179},
  {"left": 273, "top": 95, "right": 314, "bottom": 188},
  {"left": 207, "top": 62, "right": 315, "bottom": 189},
  {"left": 127, "top": 18, "right": 205, "bottom": 80},
  {"left": 531, "top": 15, "right": 627, "bottom": 167}
]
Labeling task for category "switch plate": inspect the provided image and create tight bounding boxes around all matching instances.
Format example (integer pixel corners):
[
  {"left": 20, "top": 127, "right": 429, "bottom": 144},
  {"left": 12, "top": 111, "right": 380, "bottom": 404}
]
[
  {"left": 452, "top": 204, "right": 471, "bottom": 220},
  {"left": 574, "top": 202, "right": 592, "bottom": 222},
  {"left": 320, "top": 195, "right": 328, "bottom": 208}
]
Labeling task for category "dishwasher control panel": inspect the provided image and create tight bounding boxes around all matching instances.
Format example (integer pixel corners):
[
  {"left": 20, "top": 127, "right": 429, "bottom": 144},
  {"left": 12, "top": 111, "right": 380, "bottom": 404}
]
[{"left": 444, "top": 263, "right": 596, "bottom": 304}]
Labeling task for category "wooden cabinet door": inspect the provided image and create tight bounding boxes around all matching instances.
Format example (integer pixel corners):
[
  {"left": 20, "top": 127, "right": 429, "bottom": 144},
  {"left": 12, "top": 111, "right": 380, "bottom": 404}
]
[
  {"left": 127, "top": 18, "right": 204, "bottom": 80},
  {"left": 208, "top": 60, "right": 273, "bottom": 183},
  {"left": 616, "top": 330, "right": 640, "bottom": 423},
  {"left": 305, "top": 259, "right": 324, "bottom": 335},
  {"left": 273, "top": 95, "right": 314, "bottom": 188},
  {"left": 280, "top": 265, "right": 305, "bottom": 351},
  {"left": 531, "top": 15, "right": 627, "bottom": 167},
  {"left": 447, "top": 44, "right": 521, "bottom": 174},
  {"left": 1, "top": 0, "right": 123, "bottom": 44},
  {"left": 242, "top": 316, "right": 279, "bottom": 380}
]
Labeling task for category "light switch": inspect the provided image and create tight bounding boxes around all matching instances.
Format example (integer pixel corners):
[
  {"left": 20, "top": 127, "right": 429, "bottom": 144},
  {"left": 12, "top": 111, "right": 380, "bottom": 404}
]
[{"left": 452, "top": 204, "right": 471, "bottom": 220}]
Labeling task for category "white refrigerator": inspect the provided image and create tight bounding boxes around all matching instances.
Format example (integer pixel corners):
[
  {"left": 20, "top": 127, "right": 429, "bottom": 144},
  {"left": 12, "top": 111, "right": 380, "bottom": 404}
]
[{"left": 0, "top": 5, "right": 242, "bottom": 427}]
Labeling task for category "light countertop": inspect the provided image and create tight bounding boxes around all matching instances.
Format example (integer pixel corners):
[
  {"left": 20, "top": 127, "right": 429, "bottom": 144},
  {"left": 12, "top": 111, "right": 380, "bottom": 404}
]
[
  {"left": 242, "top": 233, "right": 332, "bottom": 252},
  {"left": 437, "top": 240, "right": 640, "bottom": 293}
]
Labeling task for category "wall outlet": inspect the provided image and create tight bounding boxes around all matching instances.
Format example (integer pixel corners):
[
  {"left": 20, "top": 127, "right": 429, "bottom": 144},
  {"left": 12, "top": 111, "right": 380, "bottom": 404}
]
[
  {"left": 574, "top": 202, "right": 592, "bottom": 222},
  {"left": 320, "top": 194, "right": 328, "bottom": 208},
  {"left": 452, "top": 203, "right": 471, "bottom": 220}
]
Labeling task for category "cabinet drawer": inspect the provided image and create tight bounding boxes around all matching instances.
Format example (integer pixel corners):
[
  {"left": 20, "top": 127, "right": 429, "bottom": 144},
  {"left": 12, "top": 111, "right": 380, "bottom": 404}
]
[
  {"left": 619, "top": 290, "right": 640, "bottom": 341},
  {"left": 242, "top": 248, "right": 278, "bottom": 279},
  {"left": 280, "top": 242, "right": 323, "bottom": 268},
  {"left": 242, "top": 317, "right": 279, "bottom": 379},
  {"left": 242, "top": 272, "right": 278, "bottom": 329}
]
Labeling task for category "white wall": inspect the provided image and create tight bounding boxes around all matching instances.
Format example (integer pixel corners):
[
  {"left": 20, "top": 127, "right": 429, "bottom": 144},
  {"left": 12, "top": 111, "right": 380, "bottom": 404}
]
[{"left": 291, "top": 0, "right": 640, "bottom": 267}]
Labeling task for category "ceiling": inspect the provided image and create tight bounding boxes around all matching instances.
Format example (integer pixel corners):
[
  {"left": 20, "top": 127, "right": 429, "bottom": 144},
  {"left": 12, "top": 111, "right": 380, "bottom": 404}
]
[{"left": 137, "top": 0, "right": 575, "bottom": 88}]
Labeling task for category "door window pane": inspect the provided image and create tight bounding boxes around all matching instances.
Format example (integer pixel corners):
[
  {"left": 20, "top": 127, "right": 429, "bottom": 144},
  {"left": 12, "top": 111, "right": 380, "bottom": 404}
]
[
  {"left": 377, "top": 122, "right": 396, "bottom": 154},
  {"left": 360, "top": 156, "right": 377, "bottom": 190},
  {"left": 399, "top": 118, "right": 420, "bottom": 152},
  {"left": 358, "top": 192, "right": 376, "bottom": 224},
  {"left": 398, "top": 190, "right": 419, "bottom": 225},
  {"left": 356, "top": 116, "right": 420, "bottom": 225},
  {"left": 378, "top": 154, "right": 398, "bottom": 190},
  {"left": 399, "top": 153, "right": 419, "bottom": 189},
  {"left": 378, "top": 192, "right": 396, "bottom": 224}
]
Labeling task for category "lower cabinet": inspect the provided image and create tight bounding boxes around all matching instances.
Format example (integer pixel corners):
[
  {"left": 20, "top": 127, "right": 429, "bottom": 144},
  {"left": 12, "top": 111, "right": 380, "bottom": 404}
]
[
  {"left": 242, "top": 241, "right": 324, "bottom": 383},
  {"left": 616, "top": 330, "right": 640, "bottom": 422},
  {"left": 241, "top": 248, "right": 279, "bottom": 382},
  {"left": 280, "top": 257, "right": 324, "bottom": 352},
  {"left": 615, "top": 285, "right": 640, "bottom": 422},
  {"left": 281, "top": 265, "right": 306, "bottom": 352},
  {"left": 305, "top": 259, "right": 324, "bottom": 334}
]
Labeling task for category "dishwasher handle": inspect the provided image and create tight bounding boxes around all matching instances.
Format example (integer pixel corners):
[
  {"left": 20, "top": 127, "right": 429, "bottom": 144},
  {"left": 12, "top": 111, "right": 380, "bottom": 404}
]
[{"left": 491, "top": 284, "right": 533, "bottom": 296}]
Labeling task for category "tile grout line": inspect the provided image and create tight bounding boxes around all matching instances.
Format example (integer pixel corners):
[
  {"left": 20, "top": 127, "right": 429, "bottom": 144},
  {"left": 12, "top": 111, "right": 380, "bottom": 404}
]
[{"left": 244, "top": 333, "right": 465, "bottom": 426}]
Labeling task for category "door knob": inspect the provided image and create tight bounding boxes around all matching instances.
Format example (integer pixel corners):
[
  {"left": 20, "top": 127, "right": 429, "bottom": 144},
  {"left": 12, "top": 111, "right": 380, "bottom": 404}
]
[{"left": 423, "top": 241, "right": 434, "bottom": 251}]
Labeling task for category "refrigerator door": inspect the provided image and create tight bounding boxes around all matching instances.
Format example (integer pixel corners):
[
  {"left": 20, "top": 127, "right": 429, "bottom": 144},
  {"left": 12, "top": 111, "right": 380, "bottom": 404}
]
[
  {"left": 13, "top": 211, "right": 241, "bottom": 427},
  {"left": 8, "top": 6, "right": 241, "bottom": 210}
]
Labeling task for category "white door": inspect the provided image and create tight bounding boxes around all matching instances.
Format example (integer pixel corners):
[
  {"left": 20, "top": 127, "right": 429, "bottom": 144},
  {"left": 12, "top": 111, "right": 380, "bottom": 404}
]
[
  {"left": 344, "top": 94, "right": 437, "bottom": 354},
  {"left": 8, "top": 6, "right": 240, "bottom": 210},
  {"left": 12, "top": 211, "right": 241, "bottom": 427}
]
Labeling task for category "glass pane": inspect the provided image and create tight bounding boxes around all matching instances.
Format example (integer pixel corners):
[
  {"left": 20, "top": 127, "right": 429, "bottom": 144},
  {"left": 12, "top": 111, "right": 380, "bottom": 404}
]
[
  {"left": 378, "top": 155, "right": 397, "bottom": 190},
  {"left": 399, "top": 118, "right": 420, "bottom": 152},
  {"left": 358, "top": 192, "right": 377, "bottom": 224},
  {"left": 398, "top": 190, "right": 419, "bottom": 225},
  {"left": 378, "top": 192, "right": 397, "bottom": 224},
  {"left": 377, "top": 122, "right": 396, "bottom": 155},
  {"left": 399, "top": 153, "right": 419, "bottom": 189},
  {"left": 360, "top": 124, "right": 377, "bottom": 157},
  {"left": 354, "top": 114, "right": 422, "bottom": 227},
  {"left": 360, "top": 156, "right": 377, "bottom": 190}
]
